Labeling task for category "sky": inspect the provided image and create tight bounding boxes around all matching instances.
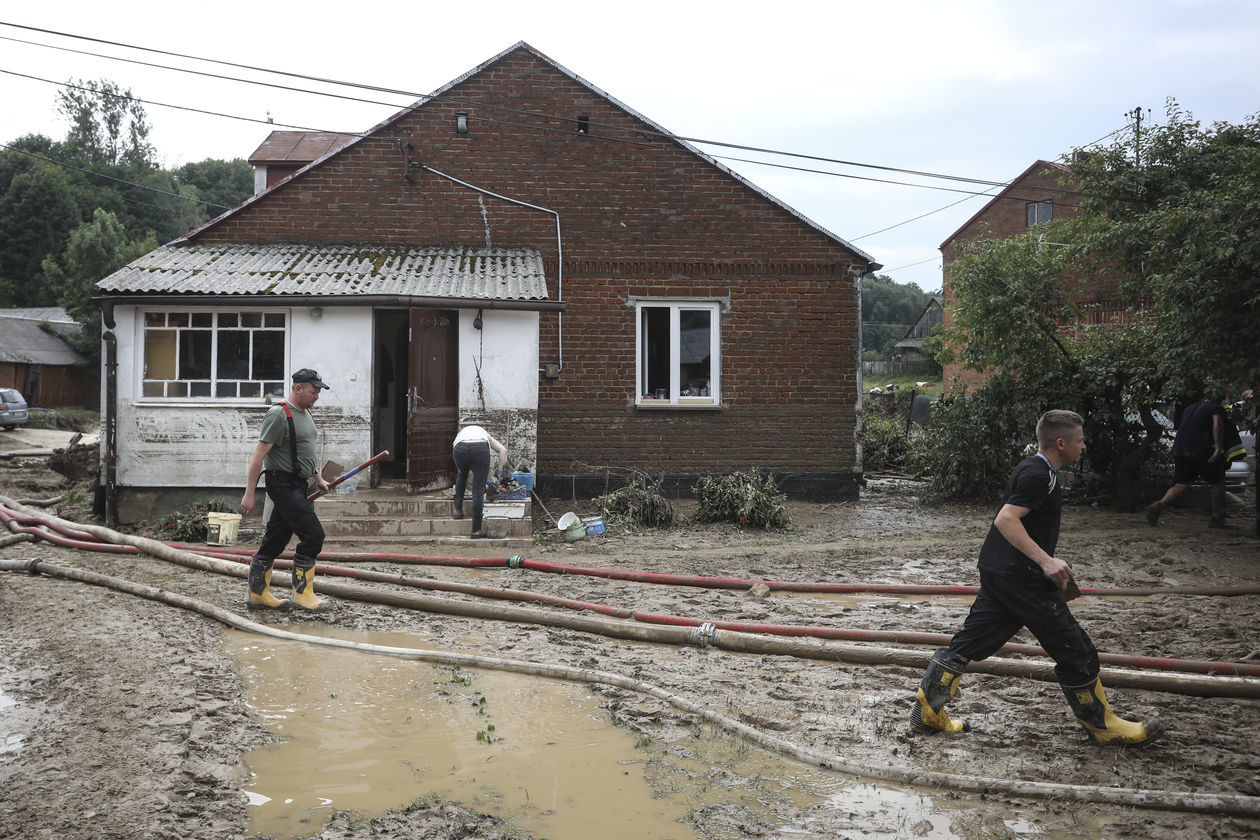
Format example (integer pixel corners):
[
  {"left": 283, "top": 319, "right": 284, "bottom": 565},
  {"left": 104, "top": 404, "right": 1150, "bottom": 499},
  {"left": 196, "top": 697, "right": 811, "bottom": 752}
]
[{"left": 2, "top": 0, "right": 1258, "bottom": 296}]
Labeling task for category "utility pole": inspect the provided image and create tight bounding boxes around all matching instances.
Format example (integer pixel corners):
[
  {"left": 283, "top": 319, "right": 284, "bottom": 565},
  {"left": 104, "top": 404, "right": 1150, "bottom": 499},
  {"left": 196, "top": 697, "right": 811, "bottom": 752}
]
[{"left": 1126, "top": 106, "right": 1148, "bottom": 167}]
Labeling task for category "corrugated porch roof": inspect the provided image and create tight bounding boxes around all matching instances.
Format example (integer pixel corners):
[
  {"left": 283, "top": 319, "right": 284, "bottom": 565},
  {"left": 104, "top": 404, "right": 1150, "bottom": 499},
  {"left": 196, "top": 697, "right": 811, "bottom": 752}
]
[{"left": 97, "top": 243, "right": 550, "bottom": 301}]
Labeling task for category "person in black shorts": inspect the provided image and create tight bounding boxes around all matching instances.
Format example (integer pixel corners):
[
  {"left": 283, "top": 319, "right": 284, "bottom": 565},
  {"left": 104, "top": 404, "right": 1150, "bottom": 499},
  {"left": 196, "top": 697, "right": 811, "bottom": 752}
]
[
  {"left": 1146, "top": 390, "right": 1227, "bottom": 528},
  {"left": 911, "top": 409, "right": 1162, "bottom": 746}
]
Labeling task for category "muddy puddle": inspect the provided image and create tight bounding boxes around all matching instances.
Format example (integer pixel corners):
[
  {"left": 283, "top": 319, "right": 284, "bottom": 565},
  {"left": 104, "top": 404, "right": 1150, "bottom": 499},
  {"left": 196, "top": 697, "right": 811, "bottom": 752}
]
[{"left": 226, "top": 626, "right": 841, "bottom": 839}]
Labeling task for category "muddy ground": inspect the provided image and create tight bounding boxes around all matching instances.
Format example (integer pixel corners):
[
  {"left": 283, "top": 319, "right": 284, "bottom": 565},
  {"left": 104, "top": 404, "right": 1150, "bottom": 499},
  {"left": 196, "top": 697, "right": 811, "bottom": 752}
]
[{"left": 1, "top": 443, "right": 1258, "bottom": 840}]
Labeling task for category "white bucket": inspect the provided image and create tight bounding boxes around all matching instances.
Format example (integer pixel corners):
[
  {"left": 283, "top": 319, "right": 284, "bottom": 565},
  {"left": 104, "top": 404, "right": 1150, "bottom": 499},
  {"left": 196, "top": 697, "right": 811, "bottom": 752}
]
[{"left": 206, "top": 511, "right": 241, "bottom": 546}]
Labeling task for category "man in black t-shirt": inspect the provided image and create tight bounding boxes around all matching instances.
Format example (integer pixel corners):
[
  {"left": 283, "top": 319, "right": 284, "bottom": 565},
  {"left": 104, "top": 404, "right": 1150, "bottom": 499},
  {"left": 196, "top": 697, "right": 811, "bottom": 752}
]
[
  {"left": 911, "top": 410, "right": 1162, "bottom": 746},
  {"left": 1146, "top": 391, "right": 1228, "bottom": 528}
]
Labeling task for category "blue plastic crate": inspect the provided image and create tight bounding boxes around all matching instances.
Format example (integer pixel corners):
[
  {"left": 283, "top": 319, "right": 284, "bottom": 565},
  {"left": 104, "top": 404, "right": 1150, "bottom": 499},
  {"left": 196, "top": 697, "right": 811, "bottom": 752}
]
[{"left": 584, "top": 517, "right": 606, "bottom": 536}]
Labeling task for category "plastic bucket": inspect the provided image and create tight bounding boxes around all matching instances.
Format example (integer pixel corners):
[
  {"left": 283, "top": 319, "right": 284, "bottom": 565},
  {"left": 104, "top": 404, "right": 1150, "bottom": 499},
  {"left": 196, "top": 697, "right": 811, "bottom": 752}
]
[
  {"left": 483, "top": 518, "right": 509, "bottom": 539},
  {"left": 206, "top": 512, "right": 241, "bottom": 546},
  {"left": 558, "top": 511, "right": 585, "bottom": 542}
]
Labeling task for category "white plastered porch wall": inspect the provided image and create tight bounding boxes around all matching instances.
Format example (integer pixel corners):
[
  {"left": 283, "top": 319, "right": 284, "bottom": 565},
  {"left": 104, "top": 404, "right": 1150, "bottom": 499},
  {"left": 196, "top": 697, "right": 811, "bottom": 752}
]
[
  {"left": 110, "top": 304, "right": 374, "bottom": 493},
  {"left": 457, "top": 307, "right": 539, "bottom": 471}
]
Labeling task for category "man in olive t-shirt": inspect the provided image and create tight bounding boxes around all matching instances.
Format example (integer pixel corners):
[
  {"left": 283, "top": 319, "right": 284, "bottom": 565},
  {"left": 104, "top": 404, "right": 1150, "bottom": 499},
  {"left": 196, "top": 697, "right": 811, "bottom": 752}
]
[{"left": 240, "top": 369, "right": 333, "bottom": 611}]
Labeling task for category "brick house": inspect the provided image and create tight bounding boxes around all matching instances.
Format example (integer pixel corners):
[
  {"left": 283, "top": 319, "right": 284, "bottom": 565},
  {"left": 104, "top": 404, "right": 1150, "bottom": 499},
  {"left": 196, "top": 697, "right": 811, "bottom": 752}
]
[
  {"left": 940, "top": 159, "right": 1124, "bottom": 391},
  {"left": 96, "top": 42, "right": 878, "bottom": 521}
]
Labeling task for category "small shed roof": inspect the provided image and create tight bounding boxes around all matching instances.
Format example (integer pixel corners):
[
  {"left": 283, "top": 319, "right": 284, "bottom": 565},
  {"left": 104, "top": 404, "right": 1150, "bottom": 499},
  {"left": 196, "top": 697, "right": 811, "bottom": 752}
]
[
  {"left": 97, "top": 243, "right": 550, "bottom": 301},
  {"left": 1, "top": 307, "right": 78, "bottom": 326},
  {"left": 0, "top": 312, "right": 85, "bottom": 366},
  {"left": 247, "top": 131, "right": 358, "bottom": 165}
]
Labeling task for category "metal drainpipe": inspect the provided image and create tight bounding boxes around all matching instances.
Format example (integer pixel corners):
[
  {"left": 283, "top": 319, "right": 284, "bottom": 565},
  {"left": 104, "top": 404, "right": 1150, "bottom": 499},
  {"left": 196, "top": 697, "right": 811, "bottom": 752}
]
[
  {"left": 102, "top": 330, "right": 118, "bottom": 526},
  {"left": 419, "top": 164, "right": 564, "bottom": 372}
]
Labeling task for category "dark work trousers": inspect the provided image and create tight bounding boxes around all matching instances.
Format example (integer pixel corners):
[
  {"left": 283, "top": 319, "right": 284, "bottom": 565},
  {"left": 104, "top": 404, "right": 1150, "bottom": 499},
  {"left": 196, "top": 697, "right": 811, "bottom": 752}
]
[
  {"left": 452, "top": 441, "right": 492, "bottom": 531},
  {"left": 258, "top": 471, "right": 325, "bottom": 566},
  {"left": 946, "top": 570, "right": 1099, "bottom": 686}
]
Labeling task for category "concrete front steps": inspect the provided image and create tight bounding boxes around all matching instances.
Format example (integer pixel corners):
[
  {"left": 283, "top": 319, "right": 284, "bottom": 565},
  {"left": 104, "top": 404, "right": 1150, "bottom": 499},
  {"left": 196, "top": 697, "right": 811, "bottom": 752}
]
[{"left": 313, "top": 487, "right": 533, "bottom": 553}]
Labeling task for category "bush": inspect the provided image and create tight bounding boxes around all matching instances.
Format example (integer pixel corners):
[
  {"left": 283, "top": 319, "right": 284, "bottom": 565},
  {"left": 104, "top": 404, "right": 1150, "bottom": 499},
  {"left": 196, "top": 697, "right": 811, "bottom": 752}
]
[
  {"left": 692, "top": 468, "right": 790, "bottom": 530},
  {"left": 863, "top": 414, "right": 910, "bottom": 473},
  {"left": 153, "top": 499, "right": 236, "bottom": 542},
  {"left": 907, "top": 375, "right": 1039, "bottom": 501},
  {"left": 593, "top": 475, "right": 674, "bottom": 528}
]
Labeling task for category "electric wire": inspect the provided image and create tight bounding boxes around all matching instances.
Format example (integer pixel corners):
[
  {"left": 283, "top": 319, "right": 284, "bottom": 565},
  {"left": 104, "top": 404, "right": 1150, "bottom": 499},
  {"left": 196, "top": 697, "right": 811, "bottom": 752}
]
[
  {"left": 0, "top": 141, "right": 230, "bottom": 209},
  {"left": 0, "top": 67, "right": 354, "bottom": 137},
  {"left": 0, "top": 21, "right": 1124, "bottom": 201}
]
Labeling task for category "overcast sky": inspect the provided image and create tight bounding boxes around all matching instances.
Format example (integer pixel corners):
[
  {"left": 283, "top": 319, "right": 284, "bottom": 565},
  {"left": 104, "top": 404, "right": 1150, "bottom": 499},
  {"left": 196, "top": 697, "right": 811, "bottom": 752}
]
[{"left": 2, "top": 1, "right": 1258, "bottom": 297}]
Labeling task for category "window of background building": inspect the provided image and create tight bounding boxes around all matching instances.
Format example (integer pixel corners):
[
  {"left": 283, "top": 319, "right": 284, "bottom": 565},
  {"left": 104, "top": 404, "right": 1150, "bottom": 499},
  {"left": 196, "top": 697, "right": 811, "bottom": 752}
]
[{"left": 1027, "top": 200, "right": 1053, "bottom": 226}]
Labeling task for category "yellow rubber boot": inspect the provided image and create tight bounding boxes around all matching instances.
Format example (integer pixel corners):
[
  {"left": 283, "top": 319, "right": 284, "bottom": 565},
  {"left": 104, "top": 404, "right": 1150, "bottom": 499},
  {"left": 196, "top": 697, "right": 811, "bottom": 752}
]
[
  {"left": 247, "top": 557, "right": 289, "bottom": 610},
  {"left": 291, "top": 562, "right": 329, "bottom": 611},
  {"left": 911, "top": 651, "right": 970, "bottom": 734},
  {"left": 1061, "top": 677, "right": 1163, "bottom": 746}
]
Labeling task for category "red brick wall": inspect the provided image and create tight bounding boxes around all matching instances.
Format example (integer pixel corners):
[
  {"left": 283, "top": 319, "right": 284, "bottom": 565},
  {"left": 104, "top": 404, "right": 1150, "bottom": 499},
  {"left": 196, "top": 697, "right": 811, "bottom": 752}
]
[
  {"left": 941, "top": 163, "right": 1084, "bottom": 391},
  {"left": 196, "top": 48, "right": 867, "bottom": 495}
]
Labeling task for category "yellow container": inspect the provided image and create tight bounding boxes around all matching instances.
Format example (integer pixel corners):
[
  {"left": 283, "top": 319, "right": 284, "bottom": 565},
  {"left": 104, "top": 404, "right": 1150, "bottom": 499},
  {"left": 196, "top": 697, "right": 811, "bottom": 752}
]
[{"left": 206, "top": 511, "right": 242, "bottom": 546}]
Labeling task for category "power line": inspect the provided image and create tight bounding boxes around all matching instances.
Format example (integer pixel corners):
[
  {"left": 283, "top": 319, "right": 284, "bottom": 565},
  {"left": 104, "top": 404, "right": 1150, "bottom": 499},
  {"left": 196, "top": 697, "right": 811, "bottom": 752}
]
[
  {"left": 851, "top": 188, "right": 999, "bottom": 242},
  {"left": 4, "top": 64, "right": 1100, "bottom": 212},
  {"left": 1, "top": 68, "right": 360, "bottom": 136},
  {"left": 0, "top": 142, "right": 230, "bottom": 209},
  {"left": 883, "top": 257, "right": 940, "bottom": 273},
  {"left": 0, "top": 21, "right": 1121, "bottom": 200}
]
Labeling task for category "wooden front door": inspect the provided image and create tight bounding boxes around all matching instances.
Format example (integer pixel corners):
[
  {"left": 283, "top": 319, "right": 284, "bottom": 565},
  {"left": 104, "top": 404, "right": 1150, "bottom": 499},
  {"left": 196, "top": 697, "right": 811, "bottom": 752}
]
[{"left": 406, "top": 309, "right": 458, "bottom": 490}]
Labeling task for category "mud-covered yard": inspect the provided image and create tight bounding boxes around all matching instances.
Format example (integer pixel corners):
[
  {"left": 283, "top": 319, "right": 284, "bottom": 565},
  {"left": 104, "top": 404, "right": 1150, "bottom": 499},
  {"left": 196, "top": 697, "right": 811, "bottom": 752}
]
[{"left": 1, "top": 442, "right": 1258, "bottom": 840}]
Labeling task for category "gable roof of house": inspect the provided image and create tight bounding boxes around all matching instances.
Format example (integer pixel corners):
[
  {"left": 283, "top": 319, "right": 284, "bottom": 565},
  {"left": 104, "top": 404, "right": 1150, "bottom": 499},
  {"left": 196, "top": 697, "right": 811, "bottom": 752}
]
[
  {"left": 98, "top": 243, "right": 548, "bottom": 300},
  {"left": 894, "top": 296, "right": 943, "bottom": 350},
  {"left": 175, "top": 42, "right": 877, "bottom": 268},
  {"left": 0, "top": 310, "right": 85, "bottom": 366},
  {"left": 939, "top": 160, "right": 1072, "bottom": 249}
]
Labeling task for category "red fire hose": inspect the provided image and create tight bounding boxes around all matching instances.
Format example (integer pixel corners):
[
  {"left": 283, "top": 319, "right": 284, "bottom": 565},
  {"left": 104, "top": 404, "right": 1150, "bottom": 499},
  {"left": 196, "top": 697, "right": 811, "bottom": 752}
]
[{"left": 3, "top": 502, "right": 1259, "bottom": 679}]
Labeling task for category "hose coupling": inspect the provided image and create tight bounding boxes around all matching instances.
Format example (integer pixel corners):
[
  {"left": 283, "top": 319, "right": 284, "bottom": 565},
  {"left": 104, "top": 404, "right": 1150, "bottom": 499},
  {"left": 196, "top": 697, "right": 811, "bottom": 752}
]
[
  {"left": 24, "top": 557, "right": 41, "bottom": 574},
  {"left": 690, "top": 621, "right": 718, "bottom": 649},
  {"left": 507, "top": 555, "right": 525, "bottom": 568}
]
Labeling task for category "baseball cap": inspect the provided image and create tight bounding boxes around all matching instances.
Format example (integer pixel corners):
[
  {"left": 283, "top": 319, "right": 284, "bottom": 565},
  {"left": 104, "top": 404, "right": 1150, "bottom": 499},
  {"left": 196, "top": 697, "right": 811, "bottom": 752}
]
[{"left": 291, "top": 368, "right": 331, "bottom": 390}]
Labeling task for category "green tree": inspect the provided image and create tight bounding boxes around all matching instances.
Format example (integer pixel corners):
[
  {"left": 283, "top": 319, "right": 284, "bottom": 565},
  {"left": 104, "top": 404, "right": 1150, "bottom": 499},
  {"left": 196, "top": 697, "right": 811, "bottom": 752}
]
[
  {"left": 934, "top": 102, "right": 1259, "bottom": 516},
  {"left": 1066, "top": 101, "right": 1260, "bottom": 394},
  {"left": 174, "top": 158, "right": 254, "bottom": 212},
  {"left": 0, "top": 145, "right": 80, "bottom": 306},
  {"left": 42, "top": 208, "right": 157, "bottom": 373},
  {"left": 861, "top": 273, "right": 934, "bottom": 359},
  {"left": 129, "top": 169, "right": 206, "bottom": 244},
  {"left": 57, "top": 79, "right": 155, "bottom": 170}
]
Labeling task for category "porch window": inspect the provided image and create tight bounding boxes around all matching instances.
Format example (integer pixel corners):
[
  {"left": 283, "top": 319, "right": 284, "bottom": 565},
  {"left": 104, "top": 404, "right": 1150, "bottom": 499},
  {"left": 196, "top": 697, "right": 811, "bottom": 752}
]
[
  {"left": 141, "top": 311, "right": 287, "bottom": 399},
  {"left": 635, "top": 301, "right": 721, "bottom": 406}
]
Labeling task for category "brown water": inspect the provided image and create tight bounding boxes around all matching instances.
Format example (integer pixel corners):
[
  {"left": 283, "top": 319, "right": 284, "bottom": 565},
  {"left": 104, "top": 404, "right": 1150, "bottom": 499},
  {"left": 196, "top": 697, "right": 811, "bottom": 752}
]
[{"left": 225, "top": 626, "right": 836, "bottom": 839}]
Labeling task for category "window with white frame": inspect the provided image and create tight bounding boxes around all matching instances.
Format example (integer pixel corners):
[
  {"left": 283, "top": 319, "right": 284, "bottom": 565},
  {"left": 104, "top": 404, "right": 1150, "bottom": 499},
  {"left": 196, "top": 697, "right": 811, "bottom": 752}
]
[
  {"left": 1026, "top": 200, "right": 1053, "bottom": 226},
  {"left": 141, "top": 311, "right": 287, "bottom": 399},
  {"left": 635, "top": 300, "right": 720, "bottom": 406}
]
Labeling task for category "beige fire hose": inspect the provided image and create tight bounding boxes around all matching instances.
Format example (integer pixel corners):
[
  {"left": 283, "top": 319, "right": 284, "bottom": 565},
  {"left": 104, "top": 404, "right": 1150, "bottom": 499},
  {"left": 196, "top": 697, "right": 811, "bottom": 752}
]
[
  {"left": 3, "top": 552, "right": 1259, "bottom": 819},
  {"left": 3, "top": 497, "right": 1257, "bottom": 700}
]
